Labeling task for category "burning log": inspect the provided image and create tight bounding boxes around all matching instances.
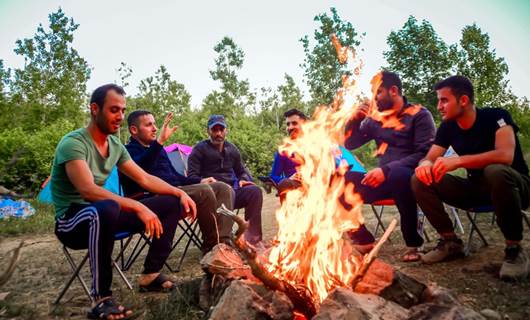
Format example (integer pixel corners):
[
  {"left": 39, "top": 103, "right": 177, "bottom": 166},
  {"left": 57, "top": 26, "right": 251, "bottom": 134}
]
[{"left": 217, "top": 205, "right": 318, "bottom": 319}]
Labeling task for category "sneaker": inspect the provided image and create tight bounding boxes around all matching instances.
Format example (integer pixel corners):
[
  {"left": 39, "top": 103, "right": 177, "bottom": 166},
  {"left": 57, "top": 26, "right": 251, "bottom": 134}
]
[
  {"left": 499, "top": 244, "right": 529, "bottom": 281},
  {"left": 421, "top": 237, "right": 464, "bottom": 264}
]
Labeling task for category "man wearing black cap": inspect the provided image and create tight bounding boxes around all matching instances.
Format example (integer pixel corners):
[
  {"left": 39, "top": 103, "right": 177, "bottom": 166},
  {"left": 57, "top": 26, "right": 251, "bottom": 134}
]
[{"left": 188, "top": 115, "right": 264, "bottom": 246}]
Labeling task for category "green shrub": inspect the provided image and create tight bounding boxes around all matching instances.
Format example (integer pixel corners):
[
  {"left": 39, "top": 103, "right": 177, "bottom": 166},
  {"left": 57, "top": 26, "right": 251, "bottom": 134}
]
[{"left": 0, "top": 119, "right": 77, "bottom": 193}]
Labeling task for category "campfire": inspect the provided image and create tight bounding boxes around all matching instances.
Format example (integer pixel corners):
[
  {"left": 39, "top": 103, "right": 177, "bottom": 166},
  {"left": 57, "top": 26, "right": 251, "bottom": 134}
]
[{"left": 198, "top": 35, "right": 483, "bottom": 320}]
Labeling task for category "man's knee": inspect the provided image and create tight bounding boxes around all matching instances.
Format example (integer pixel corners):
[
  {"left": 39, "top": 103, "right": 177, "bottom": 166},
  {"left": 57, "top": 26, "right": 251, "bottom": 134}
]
[
  {"left": 484, "top": 164, "right": 514, "bottom": 187},
  {"left": 245, "top": 185, "right": 263, "bottom": 200},
  {"left": 92, "top": 199, "right": 121, "bottom": 223}
]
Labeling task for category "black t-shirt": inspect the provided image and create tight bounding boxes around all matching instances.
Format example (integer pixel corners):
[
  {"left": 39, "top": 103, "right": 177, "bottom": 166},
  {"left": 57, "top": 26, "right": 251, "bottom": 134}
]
[{"left": 434, "top": 107, "right": 529, "bottom": 179}]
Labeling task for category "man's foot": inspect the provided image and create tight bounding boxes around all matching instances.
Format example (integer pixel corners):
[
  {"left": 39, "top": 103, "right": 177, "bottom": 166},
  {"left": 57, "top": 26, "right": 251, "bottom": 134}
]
[
  {"left": 421, "top": 237, "right": 464, "bottom": 264},
  {"left": 402, "top": 247, "right": 423, "bottom": 262},
  {"left": 87, "top": 297, "right": 132, "bottom": 319},
  {"left": 139, "top": 273, "right": 176, "bottom": 292},
  {"left": 348, "top": 224, "right": 376, "bottom": 254},
  {"left": 500, "top": 244, "right": 529, "bottom": 281}
]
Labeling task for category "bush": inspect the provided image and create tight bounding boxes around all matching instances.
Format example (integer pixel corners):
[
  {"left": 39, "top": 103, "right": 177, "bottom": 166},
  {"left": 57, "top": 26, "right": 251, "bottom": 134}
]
[{"left": 0, "top": 119, "right": 77, "bottom": 193}]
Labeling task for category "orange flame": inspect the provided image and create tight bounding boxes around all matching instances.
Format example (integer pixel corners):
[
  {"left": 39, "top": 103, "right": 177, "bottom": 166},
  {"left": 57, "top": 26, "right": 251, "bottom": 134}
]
[{"left": 266, "top": 35, "right": 366, "bottom": 304}]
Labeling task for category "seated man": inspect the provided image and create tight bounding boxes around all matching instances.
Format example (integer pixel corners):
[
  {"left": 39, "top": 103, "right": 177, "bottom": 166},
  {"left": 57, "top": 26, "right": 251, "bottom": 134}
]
[
  {"left": 412, "top": 76, "right": 529, "bottom": 281},
  {"left": 188, "top": 115, "right": 264, "bottom": 245},
  {"left": 344, "top": 71, "right": 436, "bottom": 260},
  {"left": 270, "top": 108, "right": 306, "bottom": 202},
  {"left": 52, "top": 84, "right": 196, "bottom": 319},
  {"left": 121, "top": 110, "right": 235, "bottom": 252}
]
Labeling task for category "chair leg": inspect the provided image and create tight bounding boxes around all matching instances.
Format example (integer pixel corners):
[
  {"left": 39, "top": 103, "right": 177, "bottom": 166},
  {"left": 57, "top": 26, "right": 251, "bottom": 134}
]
[
  {"left": 166, "top": 219, "right": 203, "bottom": 272},
  {"left": 55, "top": 248, "right": 92, "bottom": 305},
  {"left": 112, "top": 261, "right": 133, "bottom": 291},
  {"left": 465, "top": 210, "right": 488, "bottom": 255},
  {"left": 450, "top": 207, "right": 465, "bottom": 235},
  {"left": 418, "top": 211, "right": 431, "bottom": 242},
  {"left": 371, "top": 205, "right": 386, "bottom": 236},
  {"left": 522, "top": 210, "right": 530, "bottom": 230},
  {"left": 123, "top": 234, "right": 150, "bottom": 271}
]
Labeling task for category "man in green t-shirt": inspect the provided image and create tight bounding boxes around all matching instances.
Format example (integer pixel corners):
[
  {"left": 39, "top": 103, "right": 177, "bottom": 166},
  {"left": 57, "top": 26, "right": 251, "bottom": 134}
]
[{"left": 52, "top": 84, "right": 196, "bottom": 319}]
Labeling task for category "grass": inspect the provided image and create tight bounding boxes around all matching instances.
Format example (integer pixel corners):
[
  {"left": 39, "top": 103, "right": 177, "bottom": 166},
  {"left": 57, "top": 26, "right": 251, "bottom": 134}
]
[{"left": 0, "top": 199, "right": 55, "bottom": 236}]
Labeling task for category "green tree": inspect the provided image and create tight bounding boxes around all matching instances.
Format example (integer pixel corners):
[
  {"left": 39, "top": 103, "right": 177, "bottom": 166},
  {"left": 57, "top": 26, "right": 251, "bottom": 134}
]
[
  {"left": 301, "top": 7, "right": 361, "bottom": 108},
  {"left": 202, "top": 37, "right": 255, "bottom": 119},
  {"left": 0, "top": 60, "right": 12, "bottom": 128},
  {"left": 455, "top": 24, "right": 510, "bottom": 107},
  {"left": 134, "top": 65, "right": 191, "bottom": 117},
  {"left": 9, "top": 8, "right": 91, "bottom": 130},
  {"left": 384, "top": 16, "right": 455, "bottom": 114},
  {"left": 260, "top": 74, "right": 306, "bottom": 129}
]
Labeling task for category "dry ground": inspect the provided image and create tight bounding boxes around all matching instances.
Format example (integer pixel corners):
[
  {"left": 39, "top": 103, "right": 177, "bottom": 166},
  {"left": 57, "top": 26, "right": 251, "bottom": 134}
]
[{"left": 1, "top": 192, "right": 529, "bottom": 319}]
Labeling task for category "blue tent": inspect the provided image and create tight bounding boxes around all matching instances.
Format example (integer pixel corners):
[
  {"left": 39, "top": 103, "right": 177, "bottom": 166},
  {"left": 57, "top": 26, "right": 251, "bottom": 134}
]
[{"left": 37, "top": 167, "right": 122, "bottom": 203}]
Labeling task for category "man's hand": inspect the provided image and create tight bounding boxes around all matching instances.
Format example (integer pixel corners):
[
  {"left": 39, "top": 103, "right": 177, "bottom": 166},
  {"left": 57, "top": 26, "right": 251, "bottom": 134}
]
[
  {"left": 361, "top": 168, "right": 385, "bottom": 188},
  {"left": 415, "top": 160, "right": 434, "bottom": 186},
  {"left": 177, "top": 191, "right": 197, "bottom": 220},
  {"left": 432, "top": 157, "right": 461, "bottom": 183},
  {"left": 135, "top": 204, "right": 163, "bottom": 240},
  {"left": 239, "top": 180, "right": 255, "bottom": 188},
  {"left": 289, "top": 172, "right": 302, "bottom": 182},
  {"left": 200, "top": 177, "right": 217, "bottom": 184},
  {"left": 353, "top": 100, "right": 370, "bottom": 121},
  {"left": 157, "top": 112, "right": 178, "bottom": 145}
]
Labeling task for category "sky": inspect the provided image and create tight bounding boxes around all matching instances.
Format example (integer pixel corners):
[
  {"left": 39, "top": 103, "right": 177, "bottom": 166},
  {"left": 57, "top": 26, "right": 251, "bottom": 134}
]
[{"left": 0, "top": 0, "right": 529, "bottom": 107}]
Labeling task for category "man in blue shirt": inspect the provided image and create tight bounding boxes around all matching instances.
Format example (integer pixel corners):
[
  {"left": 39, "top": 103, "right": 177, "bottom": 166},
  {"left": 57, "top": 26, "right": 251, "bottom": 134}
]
[
  {"left": 122, "top": 111, "right": 235, "bottom": 253},
  {"left": 270, "top": 109, "right": 306, "bottom": 201}
]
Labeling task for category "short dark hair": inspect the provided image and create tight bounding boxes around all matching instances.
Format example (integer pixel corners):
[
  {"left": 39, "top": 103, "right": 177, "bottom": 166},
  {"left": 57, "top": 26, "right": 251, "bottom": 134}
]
[
  {"left": 283, "top": 108, "right": 307, "bottom": 120},
  {"left": 90, "top": 84, "right": 126, "bottom": 109},
  {"left": 127, "top": 110, "right": 152, "bottom": 128},
  {"left": 434, "top": 75, "right": 475, "bottom": 104},
  {"left": 380, "top": 71, "right": 402, "bottom": 95}
]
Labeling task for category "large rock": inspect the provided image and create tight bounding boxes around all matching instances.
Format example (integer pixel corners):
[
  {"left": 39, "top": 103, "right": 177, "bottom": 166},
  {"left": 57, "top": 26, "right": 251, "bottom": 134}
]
[
  {"left": 200, "top": 243, "right": 258, "bottom": 281},
  {"left": 208, "top": 279, "right": 293, "bottom": 320},
  {"left": 408, "top": 303, "right": 486, "bottom": 320},
  {"left": 354, "top": 259, "right": 426, "bottom": 308},
  {"left": 314, "top": 287, "right": 409, "bottom": 320}
]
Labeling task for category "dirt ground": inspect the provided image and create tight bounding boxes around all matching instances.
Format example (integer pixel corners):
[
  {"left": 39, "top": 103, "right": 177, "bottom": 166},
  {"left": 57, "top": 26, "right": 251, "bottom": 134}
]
[{"left": 1, "top": 192, "right": 529, "bottom": 319}]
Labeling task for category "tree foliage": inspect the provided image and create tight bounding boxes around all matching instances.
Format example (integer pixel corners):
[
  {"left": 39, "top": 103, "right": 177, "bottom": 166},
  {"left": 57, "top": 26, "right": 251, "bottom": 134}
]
[
  {"left": 301, "top": 7, "right": 361, "bottom": 108},
  {"left": 384, "top": 16, "right": 455, "bottom": 115},
  {"left": 9, "top": 8, "right": 91, "bottom": 130},
  {"left": 202, "top": 37, "right": 255, "bottom": 119}
]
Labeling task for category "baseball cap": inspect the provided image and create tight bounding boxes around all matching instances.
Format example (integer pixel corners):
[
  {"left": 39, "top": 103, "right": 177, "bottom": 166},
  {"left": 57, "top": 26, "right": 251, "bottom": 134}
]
[{"left": 207, "top": 114, "right": 227, "bottom": 129}]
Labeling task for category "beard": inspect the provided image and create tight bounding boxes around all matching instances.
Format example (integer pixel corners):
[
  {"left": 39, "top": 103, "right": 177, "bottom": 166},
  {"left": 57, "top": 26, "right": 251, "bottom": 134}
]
[
  {"left": 376, "top": 97, "right": 394, "bottom": 111},
  {"left": 210, "top": 136, "right": 225, "bottom": 145},
  {"left": 96, "top": 114, "right": 118, "bottom": 135}
]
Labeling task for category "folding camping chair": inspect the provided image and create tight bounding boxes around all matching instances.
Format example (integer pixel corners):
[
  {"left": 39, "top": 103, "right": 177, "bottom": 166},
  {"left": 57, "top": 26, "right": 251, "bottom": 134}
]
[
  {"left": 463, "top": 206, "right": 530, "bottom": 254},
  {"left": 369, "top": 199, "right": 430, "bottom": 242},
  {"left": 117, "top": 218, "right": 203, "bottom": 273},
  {"left": 55, "top": 232, "right": 134, "bottom": 304}
]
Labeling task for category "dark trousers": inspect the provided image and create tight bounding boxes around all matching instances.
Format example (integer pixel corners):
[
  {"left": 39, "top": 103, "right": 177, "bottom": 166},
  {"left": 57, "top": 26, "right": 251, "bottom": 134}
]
[
  {"left": 55, "top": 196, "right": 181, "bottom": 299},
  {"left": 233, "top": 185, "right": 263, "bottom": 244},
  {"left": 412, "top": 164, "right": 530, "bottom": 242},
  {"left": 344, "top": 167, "right": 424, "bottom": 247},
  {"left": 277, "top": 178, "right": 302, "bottom": 203},
  {"left": 180, "top": 181, "right": 234, "bottom": 252}
]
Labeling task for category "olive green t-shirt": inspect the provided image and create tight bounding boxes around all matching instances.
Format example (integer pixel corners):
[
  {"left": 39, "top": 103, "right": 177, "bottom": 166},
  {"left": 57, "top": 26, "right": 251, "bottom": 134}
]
[{"left": 51, "top": 128, "right": 131, "bottom": 219}]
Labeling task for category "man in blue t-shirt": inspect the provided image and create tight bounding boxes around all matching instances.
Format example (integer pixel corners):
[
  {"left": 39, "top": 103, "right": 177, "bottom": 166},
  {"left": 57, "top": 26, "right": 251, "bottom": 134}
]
[
  {"left": 269, "top": 109, "right": 306, "bottom": 201},
  {"left": 412, "top": 76, "right": 529, "bottom": 281}
]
